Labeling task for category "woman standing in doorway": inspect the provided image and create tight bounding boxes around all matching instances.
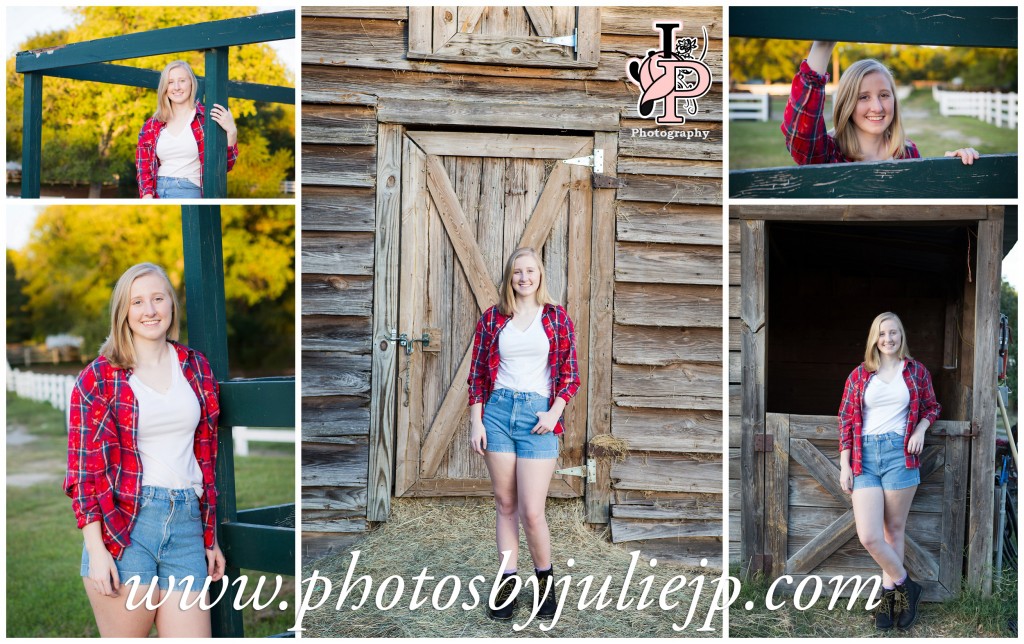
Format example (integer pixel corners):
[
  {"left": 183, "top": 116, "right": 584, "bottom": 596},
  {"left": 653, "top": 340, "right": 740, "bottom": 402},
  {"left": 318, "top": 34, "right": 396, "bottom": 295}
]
[
  {"left": 838, "top": 312, "right": 940, "bottom": 631},
  {"left": 137, "top": 60, "right": 239, "bottom": 198},
  {"left": 782, "top": 40, "right": 979, "bottom": 165},
  {"left": 65, "top": 263, "right": 225, "bottom": 636},
  {"left": 468, "top": 247, "right": 580, "bottom": 621}
]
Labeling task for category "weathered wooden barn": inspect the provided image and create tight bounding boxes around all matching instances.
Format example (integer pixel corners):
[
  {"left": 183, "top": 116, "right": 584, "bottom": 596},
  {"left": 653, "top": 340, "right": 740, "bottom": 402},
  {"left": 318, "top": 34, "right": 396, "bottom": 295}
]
[
  {"left": 729, "top": 206, "right": 1016, "bottom": 598},
  {"left": 300, "top": 6, "right": 724, "bottom": 567}
]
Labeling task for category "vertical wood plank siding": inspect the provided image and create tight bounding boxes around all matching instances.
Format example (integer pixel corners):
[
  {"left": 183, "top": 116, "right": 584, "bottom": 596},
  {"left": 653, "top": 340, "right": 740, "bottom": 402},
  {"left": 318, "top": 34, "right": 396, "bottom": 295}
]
[{"left": 302, "top": 7, "right": 724, "bottom": 565}]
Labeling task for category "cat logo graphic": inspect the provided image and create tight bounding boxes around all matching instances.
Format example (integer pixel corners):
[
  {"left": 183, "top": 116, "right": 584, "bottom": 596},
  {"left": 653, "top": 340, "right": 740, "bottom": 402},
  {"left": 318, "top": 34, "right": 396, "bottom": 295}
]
[{"left": 627, "top": 22, "right": 713, "bottom": 125}]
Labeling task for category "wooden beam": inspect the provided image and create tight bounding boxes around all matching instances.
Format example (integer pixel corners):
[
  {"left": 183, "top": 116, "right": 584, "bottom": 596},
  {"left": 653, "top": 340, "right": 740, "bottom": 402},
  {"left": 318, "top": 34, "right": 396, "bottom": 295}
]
[
  {"left": 729, "top": 6, "right": 1017, "bottom": 48},
  {"left": 365, "top": 123, "right": 402, "bottom": 522},
  {"left": 765, "top": 413, "right": 790, "bottom": 578},
  {"left": 20, "top": 72, "right": 42, "bottom": 199},
  {"left": 376, "top": 98, "right": 620, "bottom": 132},
  {"left": 407, "top": 131, "right": 590, "bottom": 159},
  {"left": 16, "top": 10, "right": 296, "bottom": 72},
  {"left": 786, "top": 509, "right": 857, "bottom": 575},
  {"left": 730, "top": 155, "right": 1018, "bottom": 199},
  {"left": 586, "top": 130, "right": 616, "bottom": 524},
  {"left": 967, "top": 218, "right": 1004, "bottom": 594},
  {"left": 788, "top": 438, "right": 850, "bottom": 508},
  {"left": 202, "top": 47, "right": 229, "bottom": 199},
  {"left": 740, "top": 219, "right": 766, "bottom": 567},
  {"left": 730, "top": 204, "right": 992, "bottom": 222},
  {"left": 37, "top": 62, "right": 294, "bottom": 103},
  {"left": 219, "top": 379, "right": 295, "bottom": 427}
]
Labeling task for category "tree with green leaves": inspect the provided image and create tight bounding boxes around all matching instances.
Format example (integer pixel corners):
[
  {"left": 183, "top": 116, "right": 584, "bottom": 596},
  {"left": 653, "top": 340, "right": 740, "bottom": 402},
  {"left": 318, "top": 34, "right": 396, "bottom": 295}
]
[
  {"left": 10, "top": 205, "right": 294, "bottom": 375},
  {"left": 6, "top": 7, "right": 294, "bottom": 198}
]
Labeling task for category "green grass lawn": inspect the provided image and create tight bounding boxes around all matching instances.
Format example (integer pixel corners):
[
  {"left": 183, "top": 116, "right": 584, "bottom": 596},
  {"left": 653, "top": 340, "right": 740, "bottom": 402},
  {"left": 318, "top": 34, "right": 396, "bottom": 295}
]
[
  {"left": 5, "top": 393, "right": 296, "bottom": 637},
  {"left": 730, "top": 89, "right": 1018, "bottom": 169}
]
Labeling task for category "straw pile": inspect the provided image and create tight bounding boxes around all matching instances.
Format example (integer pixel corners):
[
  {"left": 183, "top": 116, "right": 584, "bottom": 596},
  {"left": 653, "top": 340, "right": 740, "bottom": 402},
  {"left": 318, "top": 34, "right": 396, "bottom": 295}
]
[{"left": 300, "top": 497, "right": 721, "bottom": 637}]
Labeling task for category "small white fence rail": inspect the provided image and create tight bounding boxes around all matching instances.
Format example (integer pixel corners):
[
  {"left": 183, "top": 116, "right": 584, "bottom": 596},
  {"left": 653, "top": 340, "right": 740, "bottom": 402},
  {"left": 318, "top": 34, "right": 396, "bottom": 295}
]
[
  {"left": 729, "top": 93, "right": 770, "bottom": 121},
  {"left": 933, "top": 86, "right": 1018, "bottom": 129},
  {"left": 5, "top": 365, "right": 295, "bottom": 456}
]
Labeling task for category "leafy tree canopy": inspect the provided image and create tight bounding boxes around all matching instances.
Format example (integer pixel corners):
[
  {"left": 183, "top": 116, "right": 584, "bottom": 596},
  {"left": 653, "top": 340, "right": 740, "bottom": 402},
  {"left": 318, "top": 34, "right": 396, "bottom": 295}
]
[
  {"left": 10, "top": 205, "right": 294, "bottom": 374},
  {"left": 730, "top": 39, "right": 1017, "bottom": 91},
  {"left": 6, "top": 7, "right": 294, "bottom": 196}
]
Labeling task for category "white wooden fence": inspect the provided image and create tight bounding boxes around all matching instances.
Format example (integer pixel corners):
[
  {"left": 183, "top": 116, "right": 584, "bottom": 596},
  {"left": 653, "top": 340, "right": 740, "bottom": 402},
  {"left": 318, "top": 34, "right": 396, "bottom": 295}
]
[
  {"left": 729, "top": 93, "right": 770, "bottom": 121},
  {"left": 5, "top": 365, "right": 295, "bottom": 455},
  {"left": 933, "top": 86, "right": 1018, "bottom": 129}
]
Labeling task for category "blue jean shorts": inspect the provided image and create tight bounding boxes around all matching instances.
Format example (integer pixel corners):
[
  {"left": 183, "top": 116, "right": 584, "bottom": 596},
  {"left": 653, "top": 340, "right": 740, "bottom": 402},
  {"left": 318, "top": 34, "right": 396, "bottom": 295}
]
[
  {"left": 82, "top": 486, "right": 207, "bottom": 592},
  {"left": 853, "top": 432, "right": 921, "bottom": 491},
  {"left": 156, "top": 176, "right": 202, "bottom": 199},
  {"left": 483, "top": 389, "right": 560, "bottom": 459}
]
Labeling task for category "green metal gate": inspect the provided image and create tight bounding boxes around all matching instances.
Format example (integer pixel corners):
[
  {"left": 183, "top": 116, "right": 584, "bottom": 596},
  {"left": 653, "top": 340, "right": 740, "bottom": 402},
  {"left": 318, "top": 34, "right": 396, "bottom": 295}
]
[
  {"left": 182, "top": 206, "right": 295, "bottom": 637},
  {"left": 15, "top": 11, "right": 296, "bottom": 199}
]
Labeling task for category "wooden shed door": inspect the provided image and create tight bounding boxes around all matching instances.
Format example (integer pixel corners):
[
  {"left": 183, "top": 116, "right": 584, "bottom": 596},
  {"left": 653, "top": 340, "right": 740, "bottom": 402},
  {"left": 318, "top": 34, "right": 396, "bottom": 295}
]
[
  {"left": 407, "top": 6, "right": 600, "bottom": 68},
  {"left": 762, "top": 413, "right": 970, "bottom": 601},
  {"left": 394, "top": 130, "right": 594, "bottom": 498}
]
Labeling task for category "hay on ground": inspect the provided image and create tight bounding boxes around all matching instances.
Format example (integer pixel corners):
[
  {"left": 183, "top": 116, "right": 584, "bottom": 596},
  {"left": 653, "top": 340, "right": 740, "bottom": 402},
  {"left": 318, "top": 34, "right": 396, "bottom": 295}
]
[{"left": 300, "top": 498, "right": 722, "bottom": 637}]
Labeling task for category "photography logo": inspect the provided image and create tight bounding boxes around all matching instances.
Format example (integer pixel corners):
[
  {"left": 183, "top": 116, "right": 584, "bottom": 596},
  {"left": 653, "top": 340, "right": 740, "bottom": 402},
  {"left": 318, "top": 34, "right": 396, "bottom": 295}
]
[{"left": 626, "top": 22, "right": 713, "bottom": 125}]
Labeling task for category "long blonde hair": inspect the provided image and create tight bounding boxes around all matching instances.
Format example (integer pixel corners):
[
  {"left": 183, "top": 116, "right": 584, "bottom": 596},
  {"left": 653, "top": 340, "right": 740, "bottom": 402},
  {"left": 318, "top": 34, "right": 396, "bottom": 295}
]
[
  {"left": 498, "top": 247, "right": 554, "bottom": 317},
  {"left": 832, "top": 59, "right": 910, "bottom": 161},
  {"left": 863, "top": 311, "right": 912, "bottom": 372},
  {"left": 99, "top": 263, "right": 181, "bottom": 368},
  {"left": 153, "top": 60, "right": 197, "bottom": 123}
]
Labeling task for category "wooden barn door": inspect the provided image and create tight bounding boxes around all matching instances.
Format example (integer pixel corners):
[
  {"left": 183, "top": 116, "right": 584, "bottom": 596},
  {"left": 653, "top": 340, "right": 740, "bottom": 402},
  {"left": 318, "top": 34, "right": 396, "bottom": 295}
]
[
  {"left": 762, "top": 413, "right": 970, "bottom": 601},
  {"left": 393, "top": 130, "right": 594, "bottom": 499}
]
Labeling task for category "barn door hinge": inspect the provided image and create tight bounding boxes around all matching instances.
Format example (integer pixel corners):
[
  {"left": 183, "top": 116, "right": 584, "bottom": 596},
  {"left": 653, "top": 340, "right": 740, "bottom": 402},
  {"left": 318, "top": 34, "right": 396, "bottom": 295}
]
[
  {"left": 542, "top": 28, "right": 577, "bottom": 53},
  {"left": 754, "top": 434, "right": 774, "bottom": 452},
  {"left": 562, "top": 149, "right": 603, "bottom": 174},
  {"left": 555, "top": 457, "right": 596, "bottom": 483}
]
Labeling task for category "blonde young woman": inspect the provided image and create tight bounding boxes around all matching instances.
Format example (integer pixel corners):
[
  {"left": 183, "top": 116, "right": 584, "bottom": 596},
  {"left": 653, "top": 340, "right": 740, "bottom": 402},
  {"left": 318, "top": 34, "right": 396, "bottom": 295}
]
[
  {"left": 66, "top": 263, "right": 225, "bottom": 637},
  {"left": 838, "top": 312, "right": 940, "bottom": 631},
  {"left": 468, "top": 247, "right": 580, "bottom": 620},
  {"left": 783, "top": 41, "right": 979, "bottom": 165},
  {"left": 136, "top": 61, "right": 239, "bottom": 198}
]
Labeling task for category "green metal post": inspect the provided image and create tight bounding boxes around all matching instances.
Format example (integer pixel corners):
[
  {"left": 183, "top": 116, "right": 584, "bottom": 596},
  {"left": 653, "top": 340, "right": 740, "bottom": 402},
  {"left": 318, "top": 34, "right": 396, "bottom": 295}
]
[
  {"left": 203, "top": 48, "right": 229, "bottom": 199},
  {"left": 181, "top": 205, "right": 243, "bottom": 637},
  {"left": 21, "top": 72, "right": 43, "bottom": 199}
]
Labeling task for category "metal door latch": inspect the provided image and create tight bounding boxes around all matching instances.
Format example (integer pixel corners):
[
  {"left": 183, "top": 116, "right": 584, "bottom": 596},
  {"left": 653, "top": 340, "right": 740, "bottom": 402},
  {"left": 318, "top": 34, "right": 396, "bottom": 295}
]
[
  {"left": 387, "top": 329, "right": 430, "bottom": 355},
  {"left": 555, "top": 458, "right": 596, "bottom": 483}
]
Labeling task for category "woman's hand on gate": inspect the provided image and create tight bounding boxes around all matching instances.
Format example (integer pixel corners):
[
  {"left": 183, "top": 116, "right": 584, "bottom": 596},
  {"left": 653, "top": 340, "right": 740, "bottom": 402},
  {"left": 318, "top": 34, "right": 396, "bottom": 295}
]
[
  {"left": 206, "top": 543, "right": 226, "bottom": 582},
  {"left": 210, "top": 103, "right": 238, "bottom": 147},
  {"left": 532, "top": 409, "right": 559, "bottom": 434},
  {"left": 839, "top": 463, "right": 854, "bottom": 494},
  {"left": 944, "top": 147, "right": 980, "bottom": 165},
  {"left": 470, "top": 419, "right": 487, "bottom": 455}
]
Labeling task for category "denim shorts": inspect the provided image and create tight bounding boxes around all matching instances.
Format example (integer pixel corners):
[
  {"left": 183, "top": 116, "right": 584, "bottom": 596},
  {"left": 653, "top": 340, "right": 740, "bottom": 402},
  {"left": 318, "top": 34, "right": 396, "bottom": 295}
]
[
  {"left": 482, "top": 389, "right": 560, "bottom": 459},
  {"left": 81, "top": 486, "right": 207, "bottom": 592},
  {"left": 156, "top": 176, "right": 202, "bottom": 199},
  {"left": 853, "top": 432, "right": 921, "bottom": 491}
]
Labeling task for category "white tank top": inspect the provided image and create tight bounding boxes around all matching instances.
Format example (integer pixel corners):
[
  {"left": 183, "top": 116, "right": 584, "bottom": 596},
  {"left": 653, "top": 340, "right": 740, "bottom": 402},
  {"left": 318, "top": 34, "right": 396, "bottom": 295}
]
[
  {"left": 156, "top": 112, "right": 202, "bottom": 186},
  {"left": 862, "top": 363, "right": 911, "bottom": 436},
  {"left": 130, "top": 344, "right": 204, "bottom": 495},
  {"left": 494, "top": 308, "right": 551, "bottom": 397}
]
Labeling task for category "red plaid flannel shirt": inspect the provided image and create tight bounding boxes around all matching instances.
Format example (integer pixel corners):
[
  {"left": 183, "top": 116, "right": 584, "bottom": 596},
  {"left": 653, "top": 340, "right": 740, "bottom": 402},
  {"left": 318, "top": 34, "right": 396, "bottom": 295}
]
[
  {"left": 65, "top": 342, "right": 220, "bottom": 559},
  {"left": 136, "top": 102, "right": 239, "bottom": 198},
  {"left": 838, "top": 358, "right": 941, "bottom": 475},
  {"left": 782, "top": 60, "right": 920, "bottom": 165},
  {"left": 468, "top": 304, "right": 581, "bottom": 435}
]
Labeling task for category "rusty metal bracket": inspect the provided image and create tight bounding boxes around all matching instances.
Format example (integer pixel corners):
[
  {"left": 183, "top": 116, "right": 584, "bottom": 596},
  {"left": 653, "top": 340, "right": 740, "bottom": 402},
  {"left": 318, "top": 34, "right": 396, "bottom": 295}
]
[
  {"left": 592, "top": 174, "right": 626, "bottom": 189},
  {"left": 754, "top": 434, "right": 774, "bottom": 452}
]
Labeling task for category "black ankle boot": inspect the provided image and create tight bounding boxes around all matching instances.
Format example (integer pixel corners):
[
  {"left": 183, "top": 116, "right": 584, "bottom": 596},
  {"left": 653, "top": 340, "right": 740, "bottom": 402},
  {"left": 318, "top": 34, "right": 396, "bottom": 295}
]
[
  {"left": 895, "top": 574, "right": 923, "bottom": 629},
  {"left": 535, "top": 566, "right": 557, "bottom": 618},
  {"left": 874, "top": 587, "right": 897, "bottom": 630},
  {"left": 488, "top": 571, "right": 518, "bottom": 620}
]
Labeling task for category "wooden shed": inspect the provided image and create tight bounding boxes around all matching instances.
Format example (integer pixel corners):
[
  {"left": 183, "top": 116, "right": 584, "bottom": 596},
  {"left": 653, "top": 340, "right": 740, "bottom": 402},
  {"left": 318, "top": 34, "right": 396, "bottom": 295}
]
[
  {"left": 300, "top": 6, "right": 724, "bottom": 567},
  {"left": 728, "top": 206, "right": 1016, "bottom": 598}
]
